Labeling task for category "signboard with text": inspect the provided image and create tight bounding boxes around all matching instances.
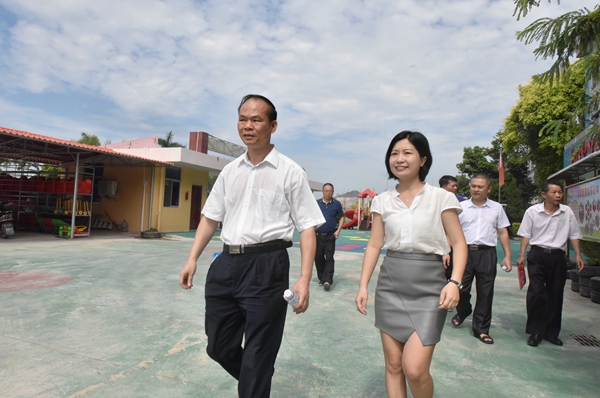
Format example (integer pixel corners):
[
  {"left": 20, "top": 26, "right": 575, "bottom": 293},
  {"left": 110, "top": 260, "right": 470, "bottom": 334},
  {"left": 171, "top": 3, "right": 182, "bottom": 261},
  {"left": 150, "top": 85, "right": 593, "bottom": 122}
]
[
  {"left": 567, "top": 177, "right": 600, "bottom": 242},
  {"left": 563, "top": 127, "right": 600, "bottom": 168}
]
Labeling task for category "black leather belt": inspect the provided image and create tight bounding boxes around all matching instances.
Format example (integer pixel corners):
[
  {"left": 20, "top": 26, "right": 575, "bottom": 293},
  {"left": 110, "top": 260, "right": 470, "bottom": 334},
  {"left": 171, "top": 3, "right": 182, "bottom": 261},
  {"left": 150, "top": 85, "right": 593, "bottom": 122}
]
[
  {"left": 222, "top": 239, "right": 292, "bottom": 255},
  {"left": 531, "top": 245, "right": 564, "bottom": 255},
  {"left": 468, "top": 244, "right": 495, "bottom": 251}
]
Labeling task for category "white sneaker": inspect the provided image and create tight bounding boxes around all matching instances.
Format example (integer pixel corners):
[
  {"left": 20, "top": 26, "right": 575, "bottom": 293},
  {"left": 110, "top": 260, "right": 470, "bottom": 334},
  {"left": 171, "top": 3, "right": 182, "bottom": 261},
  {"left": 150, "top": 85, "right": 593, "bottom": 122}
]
[{"left": 324, "top": 282, "right": 331, "bottom": 291}]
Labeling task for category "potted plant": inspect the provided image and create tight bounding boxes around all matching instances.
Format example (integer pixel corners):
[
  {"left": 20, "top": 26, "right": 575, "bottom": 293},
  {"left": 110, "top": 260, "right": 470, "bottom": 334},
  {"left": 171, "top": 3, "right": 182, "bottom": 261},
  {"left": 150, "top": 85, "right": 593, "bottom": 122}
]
[{"left": 141, "top": 228, "right": 162, "bottom": 239}]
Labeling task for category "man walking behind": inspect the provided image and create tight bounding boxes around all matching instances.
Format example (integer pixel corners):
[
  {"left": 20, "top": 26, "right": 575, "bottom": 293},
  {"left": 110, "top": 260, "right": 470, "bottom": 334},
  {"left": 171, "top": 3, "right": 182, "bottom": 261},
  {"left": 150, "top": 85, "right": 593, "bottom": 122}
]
[
  {"left": 179, "top": 94, "right": 325, "bottom": 397},
  {"left": 439, "top": 175, "right": 466, "bottom": 202},
  {"left": 452, "top": 173, "right": 512, "bottom": 345},
  {"left": 315, "top": 183, "right": 345, "bottom": 291},
  {"left": 439, "top": 175, "right": 466, "bottom": 281},
  {"left": 517, "top": 179, "right": 584, "bottom": 347}
]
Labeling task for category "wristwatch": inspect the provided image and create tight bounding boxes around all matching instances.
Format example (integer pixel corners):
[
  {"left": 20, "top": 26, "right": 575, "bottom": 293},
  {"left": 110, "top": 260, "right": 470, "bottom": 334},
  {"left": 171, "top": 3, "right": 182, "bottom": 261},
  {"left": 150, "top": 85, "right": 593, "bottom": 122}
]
[{"left": 448, "top": 279, "right": 463, "bottom": 289}]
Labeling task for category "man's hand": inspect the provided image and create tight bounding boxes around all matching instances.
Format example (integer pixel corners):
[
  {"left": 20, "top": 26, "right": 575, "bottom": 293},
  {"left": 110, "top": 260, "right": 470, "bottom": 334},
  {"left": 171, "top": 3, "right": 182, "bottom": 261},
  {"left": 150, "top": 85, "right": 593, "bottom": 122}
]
[
  {"left": 442, "top": 254, "right": 450, "bottom": 269},
  {"left": 291, "top": 278, "right": 310, "bottom": 314},
  {"left": 500, "top": 257, "right": 512, "bottom": 272},
  {"left": 179, "top": 260, "right": 197, "bottom": 289},
  {"left": 516, "top": 254, "right": 525, "bottom": 268},
  {"left": 577, "top": 255, "right": 585, "bottom": 272},
  {"left": 334, "top": 230, "right": 340, "bottom": 239}
]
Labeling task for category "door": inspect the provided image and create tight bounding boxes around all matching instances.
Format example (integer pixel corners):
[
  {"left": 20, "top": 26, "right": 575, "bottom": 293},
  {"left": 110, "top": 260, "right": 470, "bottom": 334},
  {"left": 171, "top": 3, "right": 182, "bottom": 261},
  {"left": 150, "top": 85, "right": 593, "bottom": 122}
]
[{"left": 189, "top": 185, "right": 202, "bottom": 230}]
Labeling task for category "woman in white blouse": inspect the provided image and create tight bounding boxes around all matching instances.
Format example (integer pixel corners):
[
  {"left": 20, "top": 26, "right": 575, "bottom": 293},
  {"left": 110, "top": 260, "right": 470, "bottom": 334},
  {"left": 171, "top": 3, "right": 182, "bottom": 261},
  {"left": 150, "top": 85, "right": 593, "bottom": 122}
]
[{"left": 355, "top": 131, "right": 467, "bottom": 398}]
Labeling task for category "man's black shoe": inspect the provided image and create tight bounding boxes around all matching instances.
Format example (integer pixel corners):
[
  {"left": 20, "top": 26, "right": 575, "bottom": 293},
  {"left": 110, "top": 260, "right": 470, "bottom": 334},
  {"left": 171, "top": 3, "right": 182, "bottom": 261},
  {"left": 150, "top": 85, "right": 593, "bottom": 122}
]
[
  {"left": 543, "top": 335, "right": 563, "bottom": 346},
  {"left": 527, "top": 334, "right": 542, "bottom": 347}
]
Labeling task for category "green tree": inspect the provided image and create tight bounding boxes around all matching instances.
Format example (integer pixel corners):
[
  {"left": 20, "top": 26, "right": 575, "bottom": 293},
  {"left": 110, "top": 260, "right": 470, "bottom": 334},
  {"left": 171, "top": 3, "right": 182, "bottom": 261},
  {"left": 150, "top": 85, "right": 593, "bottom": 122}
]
[
  {"left": 500, "top": 67, "right": 586, "bottom": 184},
  {"left": 513, "top": 1, "right": 600, "bottom": 140},
  {"left": 456, "top": 137, "right": 535, "bottom": 222},
  {"left": 158, "top": 131, "right": 186, "bottom": 148},
  {"left": 77, "top": 132, "right": 101, "bottom": 146},
  {"left": 455, "top": 145, "right": 497, "bottom": 200}
]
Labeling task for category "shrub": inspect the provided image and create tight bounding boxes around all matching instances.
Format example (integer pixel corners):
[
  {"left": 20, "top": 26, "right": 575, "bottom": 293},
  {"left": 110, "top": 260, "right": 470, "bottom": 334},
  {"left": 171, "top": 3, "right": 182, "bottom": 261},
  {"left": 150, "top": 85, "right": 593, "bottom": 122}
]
[{"left": 511, "top": 222, "right": 521, "bottom": 236}]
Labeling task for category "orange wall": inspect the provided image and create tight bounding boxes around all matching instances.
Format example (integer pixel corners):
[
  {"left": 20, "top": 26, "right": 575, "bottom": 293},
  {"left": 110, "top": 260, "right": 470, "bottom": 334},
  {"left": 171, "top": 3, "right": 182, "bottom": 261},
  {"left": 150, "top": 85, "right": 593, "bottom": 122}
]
[
  {"left": 95, "top": 166, "right": 153, "bottom": 233},
  {"left": 94, "top": 165, "right": 209, "bottom": 233},
  {"left": 155, "top": 167, "right": 209, "bottom": 232}
]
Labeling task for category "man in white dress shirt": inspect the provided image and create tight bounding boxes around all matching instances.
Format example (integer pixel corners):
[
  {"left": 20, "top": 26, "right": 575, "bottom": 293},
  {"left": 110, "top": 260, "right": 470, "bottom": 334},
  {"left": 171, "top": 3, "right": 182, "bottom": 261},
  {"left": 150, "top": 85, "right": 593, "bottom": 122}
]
[
  {"left": 452, "top": 173, "right": 512, "bottom": 345},
  {"left": 517, "top": 179, "right": 584, "bottom": 347},
  {"left": 179, "top": 94, "right": 325, "bottom": 397}
]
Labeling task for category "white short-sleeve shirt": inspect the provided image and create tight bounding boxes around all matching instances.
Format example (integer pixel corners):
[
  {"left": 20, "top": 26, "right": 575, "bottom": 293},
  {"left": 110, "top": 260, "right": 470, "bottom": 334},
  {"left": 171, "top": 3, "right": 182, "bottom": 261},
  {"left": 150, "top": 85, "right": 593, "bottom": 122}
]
[
  {"left": 202, "top": 146, "right": 325, "bottom": 245},
  {"left": 371, "top": 183, "right": 462, "bottom": 255},
  {"left": 517, "top": 203, "right": 582, "bottom": 250},
  {"left": 459, "top": 198, "right": 511, "bottom": 246}
]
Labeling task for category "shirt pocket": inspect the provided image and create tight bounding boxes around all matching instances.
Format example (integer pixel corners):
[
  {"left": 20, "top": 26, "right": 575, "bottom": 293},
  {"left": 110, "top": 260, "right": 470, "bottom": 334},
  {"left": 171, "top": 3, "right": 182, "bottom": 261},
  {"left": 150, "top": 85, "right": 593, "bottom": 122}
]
[{"left": 255, "top": 188, "right": 285, "bottom": 222}]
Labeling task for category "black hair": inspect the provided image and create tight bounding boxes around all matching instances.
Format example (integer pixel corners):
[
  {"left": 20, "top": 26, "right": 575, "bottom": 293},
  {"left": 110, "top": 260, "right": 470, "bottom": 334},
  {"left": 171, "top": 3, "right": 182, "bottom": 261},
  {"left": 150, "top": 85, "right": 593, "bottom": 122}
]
[
  {"left": 238, "top": 94, "right": 277, "bottom": 122},
  {"left": 470, "top": 173, "right": 491, "bottom": 187},
  {"left": 323, "top": 183, "right": 334, "bottom": 190},
  {"left": 439, "top": 175, "right": 458, "bottom": 188},
  {"left": 542, "top": 179, "right": 563, "bottom": 193},
  {"left": 385, "top": 131, "right": 432, "bottom": 182}
]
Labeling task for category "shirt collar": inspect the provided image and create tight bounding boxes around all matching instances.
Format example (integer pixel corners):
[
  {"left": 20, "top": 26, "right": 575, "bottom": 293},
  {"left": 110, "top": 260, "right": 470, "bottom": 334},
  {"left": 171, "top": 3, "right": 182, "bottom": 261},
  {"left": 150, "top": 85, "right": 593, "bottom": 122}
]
[
  {"left": 466, "top": 197, "right": 489, "bottom": 208},
  {"left": 241, "top": 146, "right": 279, "bottom": 168},
  {"left": 535, "top": 202, "right": 565, "bottom": 215}
]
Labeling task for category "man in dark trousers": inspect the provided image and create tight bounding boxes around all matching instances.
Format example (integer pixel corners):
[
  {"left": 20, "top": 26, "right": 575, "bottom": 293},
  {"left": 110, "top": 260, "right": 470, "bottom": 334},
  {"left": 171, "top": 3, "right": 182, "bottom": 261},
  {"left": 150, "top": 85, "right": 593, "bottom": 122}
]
[
  {"left": 452, "top": 173, "right": 512, "bottom": 345},
  {"left": 179, "top": 94, "right": 325, "bottom": 397},
  {"left": 517, "top": 179, "right": 584, "bottom": 347},
  {"left": 439, "top": 175, "right": 466, "bottom": 281},
  {"left": 314, "top": 183, "right": 345, "bottom": 291}
]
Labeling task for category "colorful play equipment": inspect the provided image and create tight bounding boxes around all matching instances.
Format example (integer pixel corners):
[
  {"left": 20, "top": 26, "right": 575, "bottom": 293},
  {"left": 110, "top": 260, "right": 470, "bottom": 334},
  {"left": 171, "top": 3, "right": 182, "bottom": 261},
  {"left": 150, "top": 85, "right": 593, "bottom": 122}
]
[
  {"left": 342, "top": 209, "right": 359, "bottom": 229},
  {"left": 342, "top": 188, "right": 377, "bottom": 230}
]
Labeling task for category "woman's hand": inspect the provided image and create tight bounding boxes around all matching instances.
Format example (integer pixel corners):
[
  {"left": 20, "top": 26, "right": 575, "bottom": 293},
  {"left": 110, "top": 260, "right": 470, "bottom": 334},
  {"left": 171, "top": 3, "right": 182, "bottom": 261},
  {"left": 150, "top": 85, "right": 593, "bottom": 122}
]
[
  {"left": 439, "top": 282, "right": 460, "bottom": 309},
  {"left": 355, "top": 288, "right": 369, "bottom": 315}
]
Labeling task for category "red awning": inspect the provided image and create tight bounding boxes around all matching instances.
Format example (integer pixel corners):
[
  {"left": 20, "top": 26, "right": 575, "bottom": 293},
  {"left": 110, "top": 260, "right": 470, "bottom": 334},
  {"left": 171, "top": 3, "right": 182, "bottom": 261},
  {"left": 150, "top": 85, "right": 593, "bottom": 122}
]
[
  {"left": 0, "top": 126, "right": 170, "bottom": 167},
  {"left": 357, "top": 188, "right": 376, "bottom": 198}
]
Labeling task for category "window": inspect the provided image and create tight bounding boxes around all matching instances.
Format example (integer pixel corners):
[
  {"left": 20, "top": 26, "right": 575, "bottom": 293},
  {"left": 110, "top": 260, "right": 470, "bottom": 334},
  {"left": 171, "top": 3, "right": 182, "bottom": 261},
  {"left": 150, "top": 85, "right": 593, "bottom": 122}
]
[{"left": 164, "top": 167, "right": 181, "bottom": 207}]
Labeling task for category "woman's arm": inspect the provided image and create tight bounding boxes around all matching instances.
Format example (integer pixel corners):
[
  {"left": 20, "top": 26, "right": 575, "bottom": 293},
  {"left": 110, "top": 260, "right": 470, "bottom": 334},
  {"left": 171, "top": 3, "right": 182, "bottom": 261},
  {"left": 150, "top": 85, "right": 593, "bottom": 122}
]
[
  {"left": 355, "top": 213, "right": 384, "bottom": 315},
  {"left": 439, "top": 209, "right": 467, "bottom": 309}
]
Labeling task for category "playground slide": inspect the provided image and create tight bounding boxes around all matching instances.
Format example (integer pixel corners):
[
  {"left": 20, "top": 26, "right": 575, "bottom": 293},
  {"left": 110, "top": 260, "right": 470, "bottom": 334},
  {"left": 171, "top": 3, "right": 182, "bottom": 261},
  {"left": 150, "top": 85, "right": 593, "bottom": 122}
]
[{"left": 342, "top": 210, "right": 358, "bottom": 229}]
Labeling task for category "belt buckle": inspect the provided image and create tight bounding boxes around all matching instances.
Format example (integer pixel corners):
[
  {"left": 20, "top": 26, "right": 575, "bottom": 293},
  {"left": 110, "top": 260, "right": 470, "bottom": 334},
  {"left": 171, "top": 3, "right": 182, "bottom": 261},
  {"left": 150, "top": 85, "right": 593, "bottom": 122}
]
[
  {"left": 544, "top": 248, "right": 552, "bottom": 254},
  {"left": 229, "top": 245, "right": 241, "bottom": 254},
  {"left": 469, "top": 245, "right": 478, "bottom": 251}
]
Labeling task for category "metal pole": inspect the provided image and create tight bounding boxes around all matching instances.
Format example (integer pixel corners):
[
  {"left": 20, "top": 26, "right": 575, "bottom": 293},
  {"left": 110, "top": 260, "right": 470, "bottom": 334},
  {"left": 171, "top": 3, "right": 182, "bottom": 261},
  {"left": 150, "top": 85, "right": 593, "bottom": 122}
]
[
  {"left": 498, "top": 147, "right": 502, "bottom": 203},
  {"left": 70, "top": 153, "right": 80, "bottom": 239}
]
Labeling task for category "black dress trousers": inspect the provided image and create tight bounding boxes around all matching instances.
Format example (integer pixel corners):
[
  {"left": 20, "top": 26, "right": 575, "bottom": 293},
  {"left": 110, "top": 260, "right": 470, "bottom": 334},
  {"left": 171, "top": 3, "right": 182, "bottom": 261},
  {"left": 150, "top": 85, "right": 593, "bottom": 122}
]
[
  {"left": 204, "top": 249, "right": 290, "bottom": 398},
  {"left": 525, "top": 247, "right": 567, "bottom": 338},
  {"left": 315, "top": 233, "right": 336, "bottom": 284}
]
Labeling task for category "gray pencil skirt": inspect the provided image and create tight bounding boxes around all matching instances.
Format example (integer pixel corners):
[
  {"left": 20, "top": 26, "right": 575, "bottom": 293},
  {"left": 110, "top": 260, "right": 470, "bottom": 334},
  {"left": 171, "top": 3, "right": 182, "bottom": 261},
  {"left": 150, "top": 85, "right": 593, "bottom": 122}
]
[{"left": 375, "top": 250, "right": 447, "bottom": 346}]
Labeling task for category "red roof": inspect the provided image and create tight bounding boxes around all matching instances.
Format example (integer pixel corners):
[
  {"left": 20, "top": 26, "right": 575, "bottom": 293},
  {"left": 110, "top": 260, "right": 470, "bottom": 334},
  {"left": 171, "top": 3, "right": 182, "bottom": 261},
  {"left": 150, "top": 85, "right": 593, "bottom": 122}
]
[
  {"left": 0, "top": 126, "right": 170, "bottom": 166},
  {"left": 357, "top": 188, "right": 377, "bottom": 198}
]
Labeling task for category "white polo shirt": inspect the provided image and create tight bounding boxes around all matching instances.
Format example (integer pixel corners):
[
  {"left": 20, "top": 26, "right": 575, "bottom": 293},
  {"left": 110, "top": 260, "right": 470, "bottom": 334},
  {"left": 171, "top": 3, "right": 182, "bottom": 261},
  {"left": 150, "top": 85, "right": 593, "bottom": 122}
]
[
  {"left": 517, "top": 203, "right": 582, "bottom": 250},
  {"left": 459, "top": 198, "right": 510, "bottom": 246},
  {"left": 202, "top": 146, "right": 325, "bottom": 246}
]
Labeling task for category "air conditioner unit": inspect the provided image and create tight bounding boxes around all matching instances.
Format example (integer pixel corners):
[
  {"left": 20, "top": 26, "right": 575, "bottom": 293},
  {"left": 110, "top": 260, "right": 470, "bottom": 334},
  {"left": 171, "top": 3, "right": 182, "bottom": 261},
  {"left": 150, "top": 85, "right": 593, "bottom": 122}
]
[{"left": 98, "top": 180, "right": 118, "bottom": 197}]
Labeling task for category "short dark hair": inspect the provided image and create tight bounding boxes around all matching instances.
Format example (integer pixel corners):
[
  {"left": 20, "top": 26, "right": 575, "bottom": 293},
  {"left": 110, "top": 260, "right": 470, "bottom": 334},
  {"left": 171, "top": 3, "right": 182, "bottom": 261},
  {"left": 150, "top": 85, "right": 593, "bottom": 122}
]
[
  {"left": 439, "top": 175, "right": 457, "bottom": 188},
  {"left": 470, "top": 173, "right": 491, "bottom": 187},
  {"left": 542, "top": 179, "right": 563, "bottom": 193},
  {"left": 238, "top": 94, "right": 277, "bottom": 122},
  {"left": 385, "top": 131, "right": 432, "bottom": 182},
  {"left": 323, "top": 183, "right": 334, "bottom": 191}
]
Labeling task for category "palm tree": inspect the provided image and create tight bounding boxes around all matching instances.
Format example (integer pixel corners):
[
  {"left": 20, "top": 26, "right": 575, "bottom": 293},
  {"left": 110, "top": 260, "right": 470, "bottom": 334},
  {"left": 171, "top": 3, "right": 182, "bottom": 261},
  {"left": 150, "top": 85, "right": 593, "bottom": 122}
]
[
  {"left": 158, "top": 131, "right": 185, "bottom": 148},
  {"left": 513, "top": 1, "right": 600, "bottom": 139}
]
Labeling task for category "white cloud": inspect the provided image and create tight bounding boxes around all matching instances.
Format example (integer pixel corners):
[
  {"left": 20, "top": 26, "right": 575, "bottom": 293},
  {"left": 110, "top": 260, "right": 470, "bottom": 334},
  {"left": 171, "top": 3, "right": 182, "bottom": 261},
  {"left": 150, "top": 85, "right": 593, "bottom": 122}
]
[{"left": 0, "top": 0, "right": 596, "bottom": 193}]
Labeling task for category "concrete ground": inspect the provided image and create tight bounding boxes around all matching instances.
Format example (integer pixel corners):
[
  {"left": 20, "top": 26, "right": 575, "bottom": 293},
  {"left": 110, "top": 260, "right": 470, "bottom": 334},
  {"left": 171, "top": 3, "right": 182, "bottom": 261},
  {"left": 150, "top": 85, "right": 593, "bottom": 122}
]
[{"left": 1, "top": 229, "right": 599, "bottom": 398}]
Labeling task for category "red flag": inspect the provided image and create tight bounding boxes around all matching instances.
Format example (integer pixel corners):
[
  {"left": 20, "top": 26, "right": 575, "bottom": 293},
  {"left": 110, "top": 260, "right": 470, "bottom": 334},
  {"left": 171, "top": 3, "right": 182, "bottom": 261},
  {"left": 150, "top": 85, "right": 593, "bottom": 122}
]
[{"left": 498, "top": 154, "right": 505, "bottom": 187}]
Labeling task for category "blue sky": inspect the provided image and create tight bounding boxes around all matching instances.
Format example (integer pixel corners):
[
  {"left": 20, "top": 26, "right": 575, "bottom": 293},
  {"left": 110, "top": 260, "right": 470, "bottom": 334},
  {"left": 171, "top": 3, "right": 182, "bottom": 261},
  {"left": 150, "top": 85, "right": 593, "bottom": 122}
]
[{"left": 0, "top": 0, "right": 596, "bottom": 195}]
